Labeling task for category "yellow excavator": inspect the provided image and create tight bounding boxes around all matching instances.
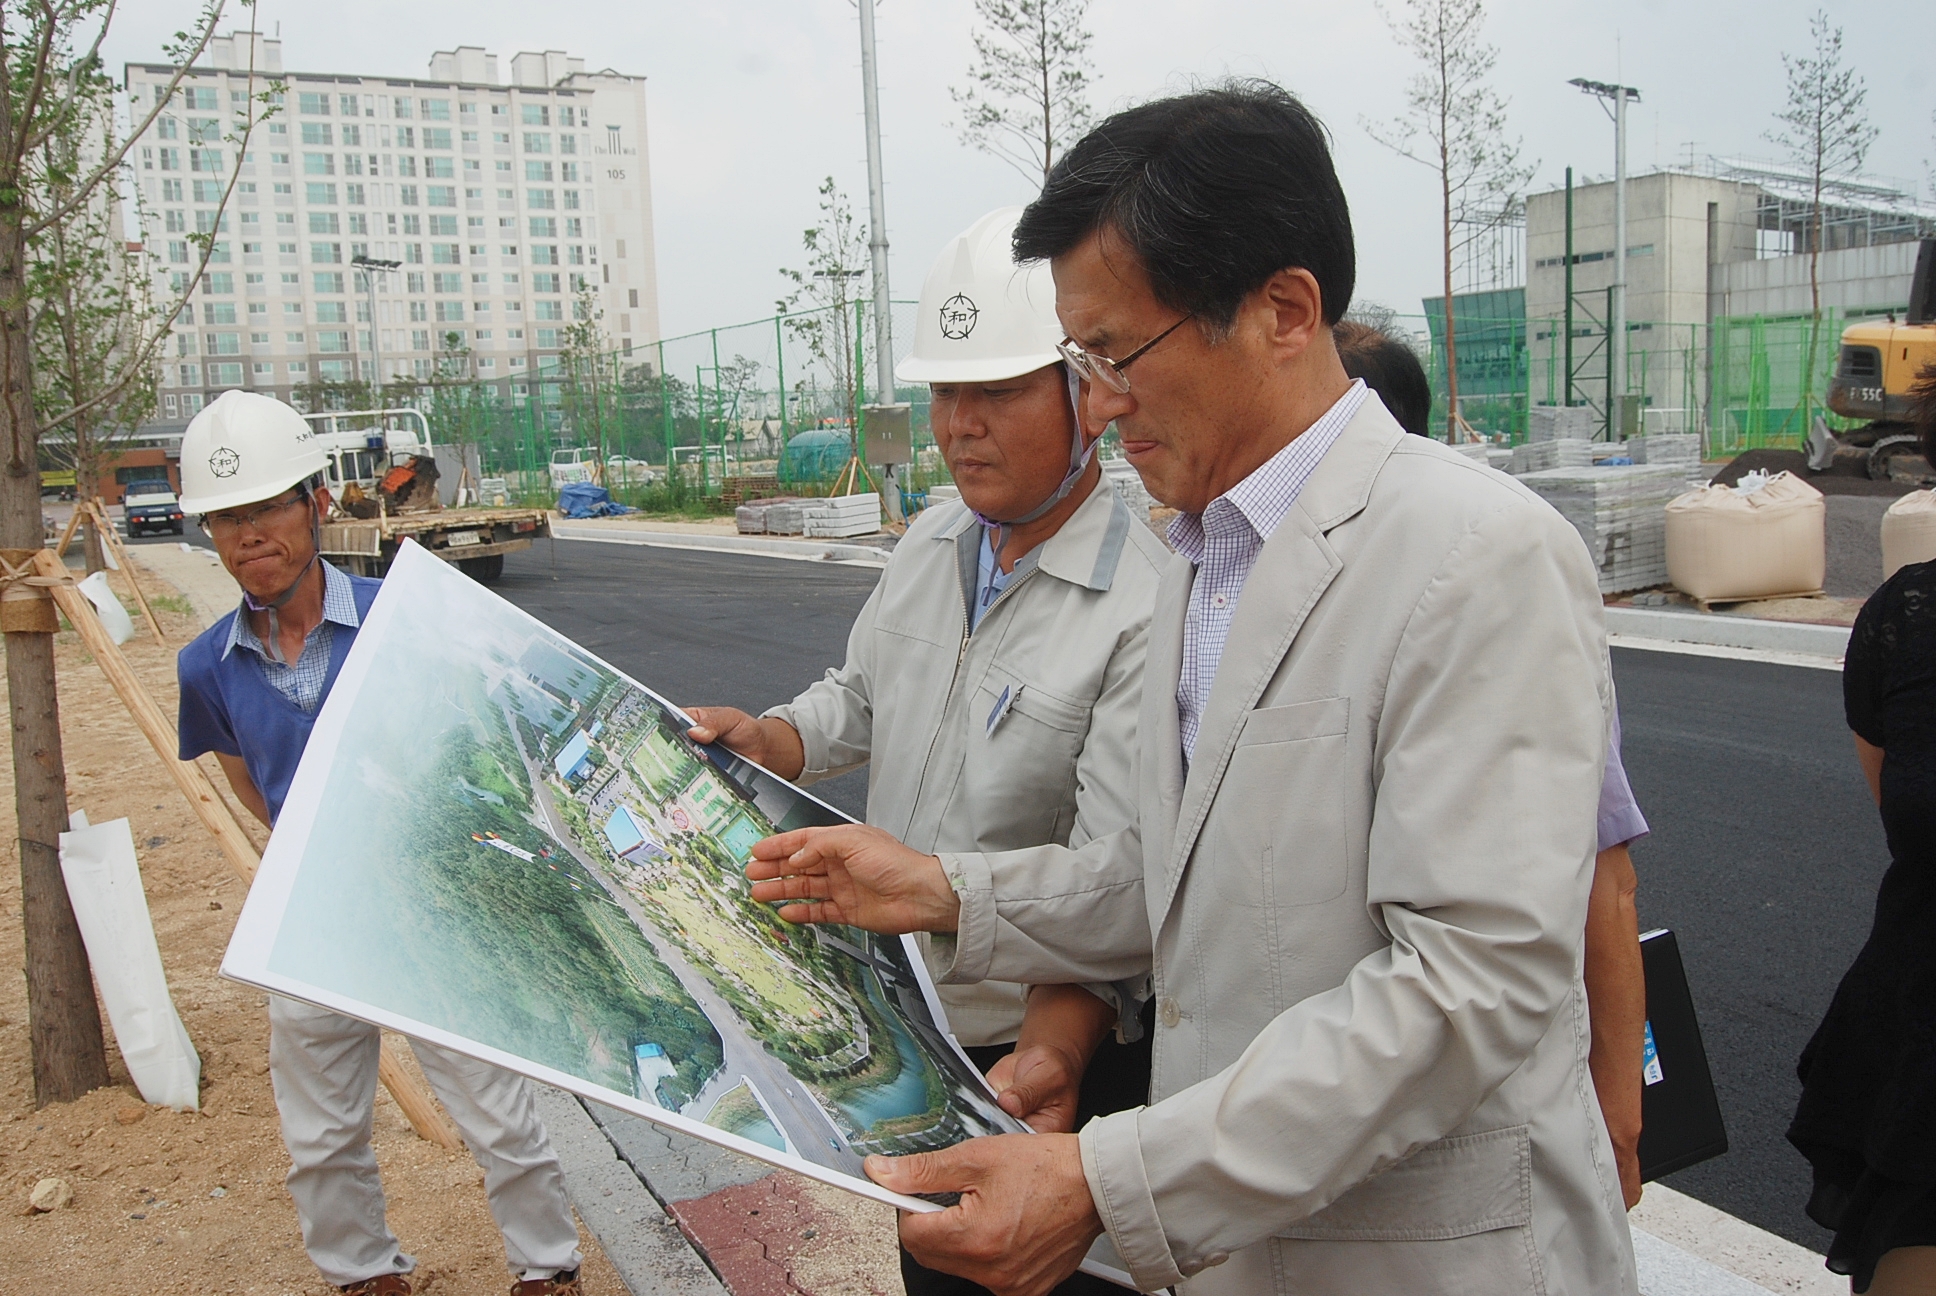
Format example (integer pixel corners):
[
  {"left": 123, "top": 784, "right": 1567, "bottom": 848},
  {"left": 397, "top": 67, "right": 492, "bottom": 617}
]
[{"left": 1828, "top": 237, "right": 1936, "bottom": 478}]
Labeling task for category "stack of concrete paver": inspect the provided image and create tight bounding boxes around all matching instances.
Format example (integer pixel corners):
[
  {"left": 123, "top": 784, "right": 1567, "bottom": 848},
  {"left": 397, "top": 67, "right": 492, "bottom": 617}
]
[
  {"left": 803, "top": 492, "right": 881, "bottom": 538},
  {"left": 1627, "top": 434, "right": 1709, "bottom": 490},
  {"left": 1450, "top": 442, "right": 1491, "bottom": 465},
  {"left": 1487, "top": 447, "right": 1515, "bottom": 473},
  {"left": 1528, "top": 405, "right": 1597, "bottom": 442},
  {"left": 1101, "top": 458, "right": 1155, "bottom": 518},
  {"left": 760, "top": 501, "right": 809, "bottom": 535},
  {"left": 734, "top": 497, "right": 803, "bottom": 534},
  {"left": 1510, "top": 438, "right": 1595, "bottom": 475},
  {"left": 1517, "top": 463, "right": 1688, "bottom": 593}
]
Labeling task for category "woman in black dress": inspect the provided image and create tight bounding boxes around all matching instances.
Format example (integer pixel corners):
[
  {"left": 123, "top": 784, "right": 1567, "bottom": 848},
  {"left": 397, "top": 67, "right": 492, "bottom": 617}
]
[{"left": 1789, "top": 362, "right": 1936, "bottom": 1295}]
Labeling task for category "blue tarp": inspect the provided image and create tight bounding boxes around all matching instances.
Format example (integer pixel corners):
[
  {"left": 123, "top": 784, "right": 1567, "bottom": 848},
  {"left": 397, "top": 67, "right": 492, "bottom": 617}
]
[{"left": 557, "top": 482, "right": 633, "bottom": 518}]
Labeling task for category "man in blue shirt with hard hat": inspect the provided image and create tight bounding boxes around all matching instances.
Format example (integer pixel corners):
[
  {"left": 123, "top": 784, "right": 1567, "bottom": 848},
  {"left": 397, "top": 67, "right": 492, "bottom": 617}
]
[{"left": 175, "top": 390, "right": 586, "bottom": 1296}]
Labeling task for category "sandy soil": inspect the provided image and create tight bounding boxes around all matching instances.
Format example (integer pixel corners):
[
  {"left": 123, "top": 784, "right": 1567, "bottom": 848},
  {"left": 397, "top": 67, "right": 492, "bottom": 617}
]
[{"left": 0, "top": 560, "right": 625, "bottom": 1295}]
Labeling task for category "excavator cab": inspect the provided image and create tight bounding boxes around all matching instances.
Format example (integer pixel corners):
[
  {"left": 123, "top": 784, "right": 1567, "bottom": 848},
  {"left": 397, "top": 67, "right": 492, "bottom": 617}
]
[{"left": 1829, "top": 238, "right": 1936, "bottom": 478}]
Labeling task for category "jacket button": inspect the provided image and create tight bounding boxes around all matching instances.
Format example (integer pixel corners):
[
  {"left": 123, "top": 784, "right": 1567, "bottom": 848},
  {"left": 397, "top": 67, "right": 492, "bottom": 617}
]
[{"left": 1159, "top": 997, "right": 1181, "bottom": 1028}]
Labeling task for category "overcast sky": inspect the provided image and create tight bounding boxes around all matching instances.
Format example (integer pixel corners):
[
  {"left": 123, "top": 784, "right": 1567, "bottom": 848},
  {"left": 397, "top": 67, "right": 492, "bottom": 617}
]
[{"left": 107, "top": 0, "right": 1933, "bottom": 338}]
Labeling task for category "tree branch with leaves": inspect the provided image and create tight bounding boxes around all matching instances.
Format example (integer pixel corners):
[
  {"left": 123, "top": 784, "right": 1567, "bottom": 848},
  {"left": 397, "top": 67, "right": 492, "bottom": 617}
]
[
  {"left": 1768, "top": 8, "right": 1875, "bottom": 407},
  {"left": 1363, "top": 0, "right": 1531, "bottom": 439},
  {"left": 779, "top": 177, "right": 870, "bottom": 482},
  {"left": 951, "top": 0, "right": 1095, "bottom": 186}
]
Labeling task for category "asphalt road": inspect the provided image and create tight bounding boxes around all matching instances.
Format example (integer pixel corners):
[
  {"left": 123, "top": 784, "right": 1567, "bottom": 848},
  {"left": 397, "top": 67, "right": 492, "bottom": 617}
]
[{"left": 497, "top": 539, "right": 1879, "bottom": 1251}]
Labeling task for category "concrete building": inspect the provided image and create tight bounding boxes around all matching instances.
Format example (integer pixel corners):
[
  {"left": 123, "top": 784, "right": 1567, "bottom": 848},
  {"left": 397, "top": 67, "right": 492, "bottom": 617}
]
[
  {"left": 124, "top": 30, "right": 661, "bottom": 424},
  {"left": 1510, "top": 162, "right": 1936, "bottom": 435}
]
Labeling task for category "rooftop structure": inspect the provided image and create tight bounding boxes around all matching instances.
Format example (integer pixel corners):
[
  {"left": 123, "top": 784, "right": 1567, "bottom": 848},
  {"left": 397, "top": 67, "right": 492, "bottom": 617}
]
[{"left": 124, "top": 30, "right": 661, "bottom": 426}]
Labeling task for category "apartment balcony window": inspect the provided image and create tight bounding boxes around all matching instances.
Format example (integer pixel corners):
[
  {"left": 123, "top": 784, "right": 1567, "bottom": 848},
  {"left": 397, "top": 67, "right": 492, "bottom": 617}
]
[
  {"left": 302, "top": 152, "right": 333, "bottom": 176},
  {"left": 316, "top": 330, "right": 351, "bottom": 354},
  {"left": 208, "top": 363, "right": 244, "bottom": 387},
  {"left": 427, "top": 185, "right": 456, "bottom": 207}
]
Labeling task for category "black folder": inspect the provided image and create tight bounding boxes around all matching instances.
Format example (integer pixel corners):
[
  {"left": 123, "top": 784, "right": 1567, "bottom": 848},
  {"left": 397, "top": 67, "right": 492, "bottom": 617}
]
[{"left": 1636, "top": 928, "right": 1729, "bottom": 1180}]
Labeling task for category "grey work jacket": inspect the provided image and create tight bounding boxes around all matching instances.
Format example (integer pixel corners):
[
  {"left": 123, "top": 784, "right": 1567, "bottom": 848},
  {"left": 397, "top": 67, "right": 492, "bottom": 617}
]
[
  {"left": 767, "top": 474, "right": 1168, "bottom": 1046},
  {"left": 931, "top": 400, "right": 1634, "bottom": 1294}
]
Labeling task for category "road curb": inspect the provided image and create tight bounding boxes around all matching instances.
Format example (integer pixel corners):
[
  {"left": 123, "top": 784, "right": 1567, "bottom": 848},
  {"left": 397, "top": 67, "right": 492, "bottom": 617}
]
[
  {"left": 552, "top": 525, "right": 891, "bottom": 566},
  {"left": 1605, "top": 606, "right": 1849, "bottom": 660},
  {"left": 534, "top": 1085, "right": 728, "bottom": 1296}
]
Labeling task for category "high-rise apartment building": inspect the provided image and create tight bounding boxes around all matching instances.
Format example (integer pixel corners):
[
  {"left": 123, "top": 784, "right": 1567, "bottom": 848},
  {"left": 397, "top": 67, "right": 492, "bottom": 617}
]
[{"left": 125, "top": 31, "right": 661, "bottom": 423}]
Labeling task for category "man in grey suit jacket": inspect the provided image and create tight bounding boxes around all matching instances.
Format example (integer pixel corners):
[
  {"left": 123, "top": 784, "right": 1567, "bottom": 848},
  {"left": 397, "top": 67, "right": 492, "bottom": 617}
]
[{"left": 750, "top": 81, "right": 1636, "bottom": 1296}]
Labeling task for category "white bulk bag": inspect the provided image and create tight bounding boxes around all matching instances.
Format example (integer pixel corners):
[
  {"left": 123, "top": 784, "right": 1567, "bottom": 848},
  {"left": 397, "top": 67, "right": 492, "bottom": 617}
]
[
  {"left": 59, "top": 817, "right": 200, "bottom": 1110},
  {"left": 1665, "top": 471, "right": 1826, "bottom": 602},
  {"left": 76, "top": 570, "right": 136, "bottom": 645},
  {"left": 1881, "top": 490, "right": 1936, "bottom": 582}
]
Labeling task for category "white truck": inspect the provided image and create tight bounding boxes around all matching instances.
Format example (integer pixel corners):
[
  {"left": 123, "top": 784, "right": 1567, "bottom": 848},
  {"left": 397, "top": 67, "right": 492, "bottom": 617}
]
[{"left": 302, "top": 407, "right": 550, "bottom": 584}]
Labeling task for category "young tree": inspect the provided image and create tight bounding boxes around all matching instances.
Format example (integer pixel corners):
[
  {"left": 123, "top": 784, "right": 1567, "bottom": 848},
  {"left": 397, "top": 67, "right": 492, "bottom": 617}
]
[
  {"left": 950, "top": 0, "right": 1096, "bottom": 185},
  {"left": 1768, "top": 9, "right": 1876, "bottom": 404},
  {"left": 2, "top": 0, "right": 259, "bottom": 1104},
  {"left": 778, "top": 177, "right": 869, "bottom": 485},
  {"left": 560, "top": 281, "right": 614, "bottom": 479},
  {"left": 30, "top": 82, "right": 157, "bottom": 573},
  {"left": 1363, "top": 0, "right": 1532, "bottom": 439}
]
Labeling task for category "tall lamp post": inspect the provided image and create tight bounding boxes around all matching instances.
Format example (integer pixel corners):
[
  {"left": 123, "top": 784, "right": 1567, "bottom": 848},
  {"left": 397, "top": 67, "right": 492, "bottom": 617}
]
[
  {"left": 1568, "top": 78, "right": 1641, "bottom": 438},
  {"left": 856, "top": 0, "right": 904, "bottom": 521},
  {"left": 351, "top": 254, "right": 401, "bottom": 400}
]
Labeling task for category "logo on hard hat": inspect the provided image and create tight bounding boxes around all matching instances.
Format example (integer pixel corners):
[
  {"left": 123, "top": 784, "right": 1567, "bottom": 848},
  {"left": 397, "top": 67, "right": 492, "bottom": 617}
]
[
  {"left": 938, "top": 294, "right": 979, "bottom": 340},
  {"left": 208, "top": 447, "right": 241, "bottom": 478}
]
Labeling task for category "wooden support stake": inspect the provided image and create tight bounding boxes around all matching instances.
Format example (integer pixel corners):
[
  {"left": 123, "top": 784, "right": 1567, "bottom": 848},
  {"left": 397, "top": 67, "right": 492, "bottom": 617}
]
[
  {"left": 33, "top": 549, "right": 462, "bottom": 1151},
  {"left": 88, "top": 500, "right": 165, "bottom": 644},
  {"left": 55, "top": 507, "right": 82, "bottom": 557}
]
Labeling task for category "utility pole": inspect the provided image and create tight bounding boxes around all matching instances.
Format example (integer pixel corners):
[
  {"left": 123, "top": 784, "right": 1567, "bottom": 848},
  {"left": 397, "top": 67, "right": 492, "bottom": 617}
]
[
  {"left": 856, "top": 0, "right": 903, "bottom": 521},
  {"left": 1569, "top": 78, "right": 1641, "bottom": 437},
  {"left": 351, "top": 254, "right": 400, "bottom": 400}
]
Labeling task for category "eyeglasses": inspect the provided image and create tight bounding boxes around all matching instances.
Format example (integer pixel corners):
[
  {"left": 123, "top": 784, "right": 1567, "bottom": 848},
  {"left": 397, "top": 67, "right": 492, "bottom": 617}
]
[
  {"left": 201, "top": 491, "right": 309, "bottom": 540},
  {"left": 1056, "top": 313, "right": 1195, "bottom": 394}
]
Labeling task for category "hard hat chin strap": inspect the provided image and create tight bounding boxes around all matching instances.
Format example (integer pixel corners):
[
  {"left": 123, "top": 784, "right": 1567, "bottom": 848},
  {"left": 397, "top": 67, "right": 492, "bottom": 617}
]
[
  {"left": 972, "top": 365, "right": 1099, "bottom": 551},
  {"left": 240, "top": 482, "right": 323, "bottom": 666}
]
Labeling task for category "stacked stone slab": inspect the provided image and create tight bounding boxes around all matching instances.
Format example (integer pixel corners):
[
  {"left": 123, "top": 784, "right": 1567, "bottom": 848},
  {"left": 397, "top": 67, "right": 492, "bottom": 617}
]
[
  {"left": 1510, "top": 438, "right": 1595, "bottom": 474},
  {"left": 1450, "top": 442, "right": 1492, "bottom": 465},
  {"left": 803, "top": 492, "right": 882, "bottom": 538},
  {"left": 734, "top": 497, "right": 803, "bottom": 534},
  {"left": 1528, "top": 405, "right": 1597, "bottom": 442},
  {"left": 1517, "top": 464, "right": 1687, "bottom": 593},
  {"left": 1101, "top": 458, "right": 1155, "bottom": 518},
  {"left": 1627, "top": 434, "right": 1709, "bottom": 489},
  {"left": 761, "top": 501, "right": 809, "bottom": 535}
]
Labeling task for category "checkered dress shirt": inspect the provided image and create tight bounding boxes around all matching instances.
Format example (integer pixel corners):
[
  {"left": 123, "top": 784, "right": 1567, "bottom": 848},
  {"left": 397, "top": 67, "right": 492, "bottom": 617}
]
[
  {"left": 223, "top": 560, "right": 362, "bottom": 714},
  {"left": 1169, "top": 380, "right": 1368, "bottom": 764}
]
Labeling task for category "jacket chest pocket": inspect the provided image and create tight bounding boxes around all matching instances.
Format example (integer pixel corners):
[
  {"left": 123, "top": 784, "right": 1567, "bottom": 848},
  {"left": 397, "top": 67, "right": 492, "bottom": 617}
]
[
  {"left": 1210, "top": 696, "right": 1350, "bottom": 908},
  {"left": 959, "top": 680, "right": 1090, "bottom": 850}
]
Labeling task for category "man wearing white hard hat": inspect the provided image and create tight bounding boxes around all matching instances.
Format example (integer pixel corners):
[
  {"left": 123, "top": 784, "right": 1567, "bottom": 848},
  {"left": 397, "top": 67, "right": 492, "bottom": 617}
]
[
  {"left": 684, "top": 207, "right": 1169, "bottom": 1295},
  {"left": 173, "top": 391, "right": 587, "bottom": 1296}
]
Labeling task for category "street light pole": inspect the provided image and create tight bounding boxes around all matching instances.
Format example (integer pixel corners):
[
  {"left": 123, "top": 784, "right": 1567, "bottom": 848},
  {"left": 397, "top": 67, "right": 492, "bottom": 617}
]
[
  {"left": 857, "top": 0, "right": 893, "bottom": 406},
  {"left": 351, "top": 254, "right": 400, "bottom": 401},
  {"left": 1568, "top": 78, "right": 1641, "bottom": 436},
  {"left": 856, "top": 0, "right": 905, "bottom": 523}
]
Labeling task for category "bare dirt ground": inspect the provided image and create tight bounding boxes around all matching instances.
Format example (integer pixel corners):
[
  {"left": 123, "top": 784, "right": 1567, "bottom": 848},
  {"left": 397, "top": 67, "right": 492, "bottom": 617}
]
[{"left": 0, "top": 560, "right": 624, "bottom": 1295}]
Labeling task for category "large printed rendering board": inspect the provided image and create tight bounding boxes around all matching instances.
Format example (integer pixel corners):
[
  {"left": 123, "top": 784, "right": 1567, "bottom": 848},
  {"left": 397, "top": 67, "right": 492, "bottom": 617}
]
[{"left": 223, "top": 542, "right": 1029, "bottom": 1209}]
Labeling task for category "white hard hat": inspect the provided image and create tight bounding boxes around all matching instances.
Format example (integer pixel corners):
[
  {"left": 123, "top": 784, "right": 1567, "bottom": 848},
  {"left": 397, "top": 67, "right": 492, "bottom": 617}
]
[
  {"left": 896, "top": 207, "right": 1064, "bottom": 384},
  {"left": 178, "top": 391, "right": 328, "bottom": 515}
]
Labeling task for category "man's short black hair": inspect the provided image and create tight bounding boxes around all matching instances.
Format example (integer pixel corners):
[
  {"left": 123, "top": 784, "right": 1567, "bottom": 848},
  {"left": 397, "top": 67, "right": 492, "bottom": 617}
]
[
  {"left": 1013, "top": 80, "right": 1355, "bottom": 332},
  {"left": 1335, "top": 321, "right": 1432, "bottom": 437}
]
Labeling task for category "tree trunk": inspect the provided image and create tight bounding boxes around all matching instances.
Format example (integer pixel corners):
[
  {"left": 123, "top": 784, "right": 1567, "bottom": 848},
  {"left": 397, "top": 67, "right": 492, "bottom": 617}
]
[
  {"left": 0, "top": 211, "right": 108, "bottom": 1106},
  {"left": 1441, "top": 167, "right": 1461, "bottom": 441},
  {"left": 76, "top": 463, "right": 103, "bottom": 575}
]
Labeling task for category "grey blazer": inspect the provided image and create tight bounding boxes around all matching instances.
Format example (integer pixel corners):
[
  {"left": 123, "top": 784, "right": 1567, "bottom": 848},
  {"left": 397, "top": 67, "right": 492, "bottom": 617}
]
[{"left": 935, "top": 397, "right": 1637, "bottom": 1294}]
